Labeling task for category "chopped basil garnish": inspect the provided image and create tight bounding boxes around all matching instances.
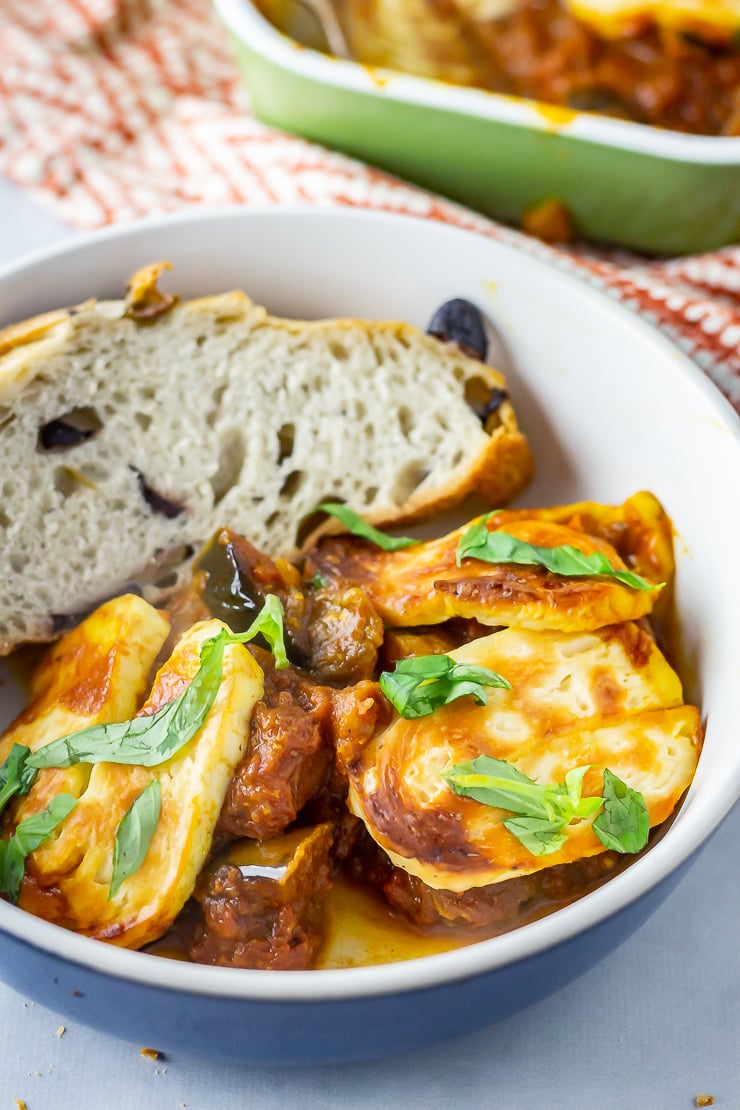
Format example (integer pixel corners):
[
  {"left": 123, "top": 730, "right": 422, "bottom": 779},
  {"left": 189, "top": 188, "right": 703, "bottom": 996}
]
[
  {"left": 28, "top": 595, "right": 288, "bottom": 772},
  {"left": 109, "top": 780, "right": 162, "bottom": 898},
  {"left": 245, "top": 593, "right": 289, "bottom": 668},
  {"left": 592, "top": 768, "right": 650, "bottom": 854},
  {"left": 379, "top": 654, "right": 511, "bottom": 719},
  {"left": 0, "top": 744, "right": 38, "bottom": 820},
  {"left": 443, "top": 756, "right": 649, "bottom": 856},
  {"left": 455, "top": 518, "right": 657, "bottom": 590},
  {"left": 318, "top": 503, "right": 419, "bottom": 551},
  {"left": 0, "top": 794, "right": 77, "bottom": 903}
]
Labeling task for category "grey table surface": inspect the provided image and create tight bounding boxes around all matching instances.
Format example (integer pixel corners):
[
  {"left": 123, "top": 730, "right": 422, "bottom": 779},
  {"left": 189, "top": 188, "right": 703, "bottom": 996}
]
[{"left": 0, "top": 176, "right": 738, "bottom": 1110}]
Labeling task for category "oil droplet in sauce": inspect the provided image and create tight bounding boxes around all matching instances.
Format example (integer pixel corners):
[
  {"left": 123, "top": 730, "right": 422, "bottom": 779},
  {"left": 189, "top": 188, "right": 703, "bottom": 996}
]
[{"left": 316, "top": 876, "right": 477, "bottom": 969}]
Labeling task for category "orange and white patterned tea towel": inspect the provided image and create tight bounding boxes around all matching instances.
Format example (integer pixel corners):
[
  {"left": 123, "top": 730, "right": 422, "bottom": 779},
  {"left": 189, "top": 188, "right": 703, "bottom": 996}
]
[{"left": 0, "top": 0, "right": 739, "bottom": 412}]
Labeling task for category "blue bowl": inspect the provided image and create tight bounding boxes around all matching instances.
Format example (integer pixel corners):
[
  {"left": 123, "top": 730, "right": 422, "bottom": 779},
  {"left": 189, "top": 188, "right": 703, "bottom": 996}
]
[{"left": 0, "top": 859, "right": 696, "bottom": 1064}]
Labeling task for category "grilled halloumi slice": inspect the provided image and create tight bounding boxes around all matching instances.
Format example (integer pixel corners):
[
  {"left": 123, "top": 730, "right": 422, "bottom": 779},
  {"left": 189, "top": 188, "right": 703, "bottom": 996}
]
[
  {"left": 15, "top": 618, "right": 264, "bottom": 948},
  {"left": 565, "top": 0, "right": 740, "bottom": 41},
  {"left": 0, "top": 595, "right": 171, "bottom": 817},
  {"left": 308, "top": 495, "right": 667, "bottom": 632},
  {"left": 345, "top": 624, "right": 700, "bottom": 891}
]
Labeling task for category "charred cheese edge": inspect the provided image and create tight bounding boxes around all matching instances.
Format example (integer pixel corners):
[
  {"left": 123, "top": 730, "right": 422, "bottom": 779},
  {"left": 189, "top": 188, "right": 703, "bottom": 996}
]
[
  {"left": 346, "top": 624, "right": 700, "bottom": 891},
  {"left": 565, "top": 0, "right": 740, "bottom": 40},
  {"left": 0, "top": 595, "right": 171, "bottom": 819},
  {"left": 308, "top": 498, "right": 664, "bottom": 632},
  {"left": 14, "top": 617, "right": 264, "bottom": 949}
]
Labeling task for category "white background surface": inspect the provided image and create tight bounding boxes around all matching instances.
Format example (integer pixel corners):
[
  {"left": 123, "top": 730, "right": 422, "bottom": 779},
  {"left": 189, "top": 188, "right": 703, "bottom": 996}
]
[{"left": 0, "top": 177, "right": 738, "bottom": 1110}]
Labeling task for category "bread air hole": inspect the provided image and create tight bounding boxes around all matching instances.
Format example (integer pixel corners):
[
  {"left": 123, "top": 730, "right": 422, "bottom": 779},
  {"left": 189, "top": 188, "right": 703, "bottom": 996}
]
[
  {"left": 206, "top": 384, "right": 228, "bottom": 429},
  {"left": 389, "top": 461, "right": 428, "bottom": 505},
  {"left": 398, "top": 406, "right": 414, "bottom": 437},
  {"left": 277, "top": 423, "right": 295, "bottom": 463},
  {"left": 209, "top": 428, "right": 246, "bottom": 506},
  {"left": 329, "top": 340, "right": 349, "bottom": 360},
  {"left": 280, "top": 470, "right": 305, "bottom": 498},
  {"left": 53, "top": 466, "right": 90, "bottom": 498}
]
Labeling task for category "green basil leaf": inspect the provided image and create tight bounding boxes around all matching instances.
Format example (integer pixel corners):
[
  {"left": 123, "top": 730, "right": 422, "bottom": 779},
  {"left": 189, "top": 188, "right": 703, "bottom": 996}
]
[
  {"left": 561, "top": 765, "right": 602, "bottom": 819},
  {"left": 0, "top": 840, "right": 24, "bottom": 905},
  {"left": 379, "top": 655, "right": 511, "bottom": 719},
  {"left": 230, "top": 593, "right": 288, "bottom": 668},
  {"left": 109, "top": 780, "right": 162, "bottom": 898},
  {"left": 443, "top": 756, "right": 559, "bottom": 821},
  {"left": 563, "top": 764, "right": 588, "bottom": 807},
  {"left": 456, "top": 522, "right": 657, "bottom": 591},
  {"left": 27, "top": 645, "right": 223, "bottom": 771},
  {"left": 592, "top": 768, "right": 650, "bottom": 854},
  {"left": 502, "top": 817, "right": 569, "bottom": 856},
  {"left": 0, "top": 744, "right": 38, "bottom": 818},
  {"left": 11, "top": 793, "right": 79, "bottom": 853},
  {"left": 0, "top": 793, "right": 77, "bottom": 903},
  {"left": 443, "top": 757, "right": 648, "bottom": 858},
  {"left": 28, "top": 596, "right": 288, "bottom": 773},
  {"left": 318, "top": 503, "right": 419, "bottom": 551}
]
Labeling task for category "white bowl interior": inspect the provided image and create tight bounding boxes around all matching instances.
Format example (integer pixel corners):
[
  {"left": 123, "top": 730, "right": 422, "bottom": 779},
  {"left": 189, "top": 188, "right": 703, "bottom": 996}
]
[{"left": 0, "top": 207, "right": 738, "bottom": 1000}]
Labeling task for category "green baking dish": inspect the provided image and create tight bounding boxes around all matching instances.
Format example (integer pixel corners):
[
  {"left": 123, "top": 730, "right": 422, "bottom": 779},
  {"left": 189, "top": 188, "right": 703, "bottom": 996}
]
[{"left": 214, "top": 0, "right": 740, "bottom": 255}]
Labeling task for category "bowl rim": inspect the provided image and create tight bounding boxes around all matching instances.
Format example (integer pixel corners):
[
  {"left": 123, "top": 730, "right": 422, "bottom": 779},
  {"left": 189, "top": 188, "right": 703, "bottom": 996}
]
[
  {"left": 214, "top": 0, "right": 740, "bottom": 163},
  {"left": 0, "top": 204, "right": 738, "bottom": 1003}
]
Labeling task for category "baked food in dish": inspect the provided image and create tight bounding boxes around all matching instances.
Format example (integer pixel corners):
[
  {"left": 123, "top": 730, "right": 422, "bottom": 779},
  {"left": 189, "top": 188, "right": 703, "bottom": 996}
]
[{"left": 324, "top": 0, "right": 740, "bottom": 134}]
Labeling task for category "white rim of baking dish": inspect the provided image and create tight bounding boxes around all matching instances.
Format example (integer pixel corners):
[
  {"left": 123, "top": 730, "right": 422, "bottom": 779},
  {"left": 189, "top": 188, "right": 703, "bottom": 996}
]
[
  {"left": 215, "top": 0, "right": 740, "bottom": 164},
  {"left": 0, "top": 205, "right": 738, "bottom": 1003}
]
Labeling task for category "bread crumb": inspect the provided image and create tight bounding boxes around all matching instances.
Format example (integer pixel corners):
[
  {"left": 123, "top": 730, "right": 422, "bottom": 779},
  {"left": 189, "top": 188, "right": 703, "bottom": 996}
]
[
  {"left": 695, "top": 1097, "right": 715, "bottom": 1107},
  {"left": 55, "top": 1025, "right": 66, "bottom": 1038},
  {"left": 140, "top": 1046, "right": 161, "bottom": 1060}
]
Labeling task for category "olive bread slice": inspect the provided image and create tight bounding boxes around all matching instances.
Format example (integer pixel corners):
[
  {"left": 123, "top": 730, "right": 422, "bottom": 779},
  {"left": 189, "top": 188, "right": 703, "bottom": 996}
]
[{"left": 0, "top": 262, "right": 532, "bottom": 653}]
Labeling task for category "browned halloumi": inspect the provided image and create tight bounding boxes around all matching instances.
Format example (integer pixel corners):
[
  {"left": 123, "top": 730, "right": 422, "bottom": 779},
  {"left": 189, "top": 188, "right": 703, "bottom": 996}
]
[
  {"left": 307, "top": 494, "right": 667, "bottom": 632},
  {"left": 12, "top": 617, "right": 264, "bottom": 948},
  {"left": 0, "top": 595, "right": 171, "bottom": 820},
  {"left": 345, "top": 624, "right": 700, "bottom": 891}
]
